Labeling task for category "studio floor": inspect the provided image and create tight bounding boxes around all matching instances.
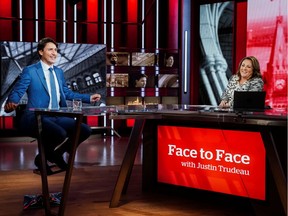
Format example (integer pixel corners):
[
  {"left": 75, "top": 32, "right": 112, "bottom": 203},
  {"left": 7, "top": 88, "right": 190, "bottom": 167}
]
[{"left": 0, "top": 134, "right": 276, "bottom": 216}]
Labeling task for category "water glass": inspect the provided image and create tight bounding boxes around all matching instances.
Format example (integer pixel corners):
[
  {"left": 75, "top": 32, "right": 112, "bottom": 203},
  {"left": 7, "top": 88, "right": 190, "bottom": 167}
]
[{"left": 72, "top": 99, "right": 82, "bottom": 111}]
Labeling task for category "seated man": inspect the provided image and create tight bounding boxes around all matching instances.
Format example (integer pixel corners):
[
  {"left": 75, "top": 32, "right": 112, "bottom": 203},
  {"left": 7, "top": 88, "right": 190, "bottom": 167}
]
[{"left": 4, "top": 37, "right": 101, "bottom": 174}]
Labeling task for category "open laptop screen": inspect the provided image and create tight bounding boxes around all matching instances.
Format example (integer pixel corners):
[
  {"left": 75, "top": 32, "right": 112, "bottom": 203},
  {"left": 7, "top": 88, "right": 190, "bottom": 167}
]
[{"left": 233, "top": 91, "right": 266, "bottom": 112}]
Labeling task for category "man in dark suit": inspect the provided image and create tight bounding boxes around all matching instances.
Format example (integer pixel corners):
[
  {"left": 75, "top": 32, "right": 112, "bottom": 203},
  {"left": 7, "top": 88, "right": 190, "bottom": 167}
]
[{"left": 4, "top": 37, "right": 101, "bottom": 174}]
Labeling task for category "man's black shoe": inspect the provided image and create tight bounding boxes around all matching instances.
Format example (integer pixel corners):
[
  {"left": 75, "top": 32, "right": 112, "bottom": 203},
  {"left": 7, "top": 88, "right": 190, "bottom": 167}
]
[
  {"left": 34, "top": 154, "right": 53, "bottom": 175},
  {"left": 47, "top": 154, "right": 68, "bottom": 171}
]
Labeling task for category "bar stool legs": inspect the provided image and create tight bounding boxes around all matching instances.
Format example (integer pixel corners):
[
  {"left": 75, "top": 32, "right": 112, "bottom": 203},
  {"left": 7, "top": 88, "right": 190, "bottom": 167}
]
[{"left": 35, "top": 111, "right": 83, "bottom": 216}]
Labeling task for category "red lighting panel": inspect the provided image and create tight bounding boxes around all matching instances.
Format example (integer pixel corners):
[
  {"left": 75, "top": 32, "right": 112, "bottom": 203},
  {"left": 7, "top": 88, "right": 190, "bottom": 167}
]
[
  {"left": 86, "top": 116, "right": 99, "bottom": 127},
  {"left": 126, "top": 119, "right": 135, "bottom": 127},
  {"left": 44, "top": 0, "right": 57, "bottom": 38},
  {"left": 0, "top": 0, "right": 12, "bottom": 40},
  {"left": 127, "top": 0, "right": 138, "bottom": 48},
  {"left": 87, "top": 0, "right": 98, "bottom": 43},
  {"left": 158, "top": 125, "right": 266, "bottom": 200}
]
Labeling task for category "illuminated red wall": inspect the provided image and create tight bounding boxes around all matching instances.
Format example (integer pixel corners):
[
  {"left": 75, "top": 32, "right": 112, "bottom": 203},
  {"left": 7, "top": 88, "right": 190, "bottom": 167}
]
[
  {"left": 127, "top": 0, "right": 138, "bottom": 48},
  {"left": 234, "top": 2, "right": 247, "bottom": 72},
  {"left": 86, "top": 0, "right": 99, "bottom": 44},
  {"left": 43, "top": 0, "right": 57, "bottom": 39},
  {"left": 0, "top": 117, "right": 14, "bottom": 129},
  {"left": 86, "top": 116, "right": 99, "bottom": 127},
  {"left": 0, "top": 0, "right": 13, "bottom": 40},
  {"left": 167, "top": 0, "right": 178, "bottom": 49}
]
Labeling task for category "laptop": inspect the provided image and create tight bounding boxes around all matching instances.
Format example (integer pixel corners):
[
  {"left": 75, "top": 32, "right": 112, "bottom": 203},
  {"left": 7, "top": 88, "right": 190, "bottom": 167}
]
[{"left": 233, "top": 91, "right": 266, "bottom": 112}]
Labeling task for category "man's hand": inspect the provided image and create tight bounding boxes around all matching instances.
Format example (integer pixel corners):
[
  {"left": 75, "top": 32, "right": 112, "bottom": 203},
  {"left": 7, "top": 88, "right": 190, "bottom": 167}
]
[
  {"left": 90, "top": 94, "right": 101, "bottom": 103},
  {"left": 4, "top": 102, "right": 18, "bottom": 113}
]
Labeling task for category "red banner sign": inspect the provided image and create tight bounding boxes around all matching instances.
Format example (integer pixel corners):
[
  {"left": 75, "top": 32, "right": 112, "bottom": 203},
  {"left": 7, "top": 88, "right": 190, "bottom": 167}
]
[{"left": 157, "top": 126, "right": 266, "bottom": 200}]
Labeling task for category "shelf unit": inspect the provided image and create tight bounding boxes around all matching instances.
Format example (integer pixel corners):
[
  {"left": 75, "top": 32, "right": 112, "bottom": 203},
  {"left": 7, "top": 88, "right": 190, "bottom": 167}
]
[
  {"left": 105, "top": 49, "right": 180, "bottom": 106},
  {"left": 103, "top": 49, "right": 180, "bottom": 131}
]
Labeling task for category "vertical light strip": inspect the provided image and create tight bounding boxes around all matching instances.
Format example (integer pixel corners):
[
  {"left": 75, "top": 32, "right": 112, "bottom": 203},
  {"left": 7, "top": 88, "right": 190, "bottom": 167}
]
[
  {"left": 111, "top": 87, "right": 115, "bottom": 96},
  {"left": 103, "top": 113, "right": 107, "bottom": 127},
  {"left": 155, "top": 0, "right": 159, "bottom": 49},
  {"left": 111, "top": 0, "right": 114, "bottom": 49},
  {"left": 74, "top": 4, "right": 77, "bottom": 43},
  {"left": 184, "top": 30, "right": 188, "bottom": 93},
  {"left": 63, "top": 0, "right": 66, "bottom": 42},
  {"left": 104, "top": 0, "right": 107, "bottom": 44},
  {"left": 141, "top": 0, "right": 145, "bottom": 49},
  {"left": 141, "top": 0, "right": 146, "bottom": 97},
  {"left": 155, "top": 0, "right": 159, "bottom": 97},
  {"left": 111, "top": 119, "right": 114, "bottom": 136},
  {"left": 110, "top": 0, "right": 115, "bottom": 97},
  {"left": 35, "top": 0, "right": 38, "bottom": 41},
  {"left": 19, "top": 0, "right": 23, "bottom": 41}
]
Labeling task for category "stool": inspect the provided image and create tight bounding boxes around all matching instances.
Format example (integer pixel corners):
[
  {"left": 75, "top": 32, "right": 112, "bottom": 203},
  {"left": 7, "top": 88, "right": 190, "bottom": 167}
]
[{"left": 33, "top": 109, "right": 83, "bottom": 216}]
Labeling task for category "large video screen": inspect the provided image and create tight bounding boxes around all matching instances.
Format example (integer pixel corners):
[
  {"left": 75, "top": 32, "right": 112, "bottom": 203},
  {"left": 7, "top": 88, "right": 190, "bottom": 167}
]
[
  {"left": 157, "top": 125, "right": 266, "bottom": 200},
  {"left": 247, "top": 0, "right": 287, "bottom": 109},
  {"left": 0, "top": 41, "right": 106, "bottom": 115}
]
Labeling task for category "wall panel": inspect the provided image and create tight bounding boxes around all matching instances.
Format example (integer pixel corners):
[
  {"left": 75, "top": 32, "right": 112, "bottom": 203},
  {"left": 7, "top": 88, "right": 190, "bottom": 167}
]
[
  {"left": 76, "top": 1, "right": 84, "bottom": 43},
  {"left": 167, "top": 0, "right": 178, "bottom": 49},
  {"left": 86, "top": 0, "right": 99, "bottom": 44},
  {"left": 22, "top": 0, "right": 35, "bottom": 41},
  {"left": 158, "top": 0, "right": 178, "bottom": 49},
  {"left": 126, "top": 0, "right": 138, "bottom": 49},
  {"left": 144, "top": 0, "right": 156, "bottom": 49},
  {"left": 66, "top": 2, "right": 75, "bottom": 43},
  {"left": 0, "top": 0, "right": 13, "bottom": 41},
  {"left": 113, "top": 0, "right": 125, "bottom": 48},
  {"left": 43, "top": 0, "right": 57, "bottom": 39},
  {"left": 55, "top": 0, "right": 64, "bottom": 42},
  {"left": 234, "top": 1, "right": 247, "bottom": 72}
]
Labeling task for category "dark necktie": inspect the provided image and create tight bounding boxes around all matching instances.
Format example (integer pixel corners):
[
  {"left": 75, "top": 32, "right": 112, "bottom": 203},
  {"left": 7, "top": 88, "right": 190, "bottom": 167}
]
[{"left": 49, "top": 67, "right": 58, "bottom": 109}]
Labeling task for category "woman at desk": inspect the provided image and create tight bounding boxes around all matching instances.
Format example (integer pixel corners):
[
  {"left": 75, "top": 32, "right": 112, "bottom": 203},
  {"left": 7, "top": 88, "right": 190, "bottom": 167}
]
[
  {"left": 219, "top": 56, "right": 264, "bottom": 108},
  {"left": 4, "top": 37, "right": 101, "bottom": 174}
]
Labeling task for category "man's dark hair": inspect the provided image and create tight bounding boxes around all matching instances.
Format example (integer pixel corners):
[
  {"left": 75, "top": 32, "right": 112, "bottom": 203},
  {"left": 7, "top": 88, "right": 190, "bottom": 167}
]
[{"left": 37, "top": 37, "right": 58, "bottom": 58}]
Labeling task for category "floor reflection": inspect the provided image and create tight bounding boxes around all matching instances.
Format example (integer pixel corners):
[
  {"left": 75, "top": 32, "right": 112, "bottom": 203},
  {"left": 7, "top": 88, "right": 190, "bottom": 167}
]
[{"left": 0, "top": 134, "right": 142, "bottom": 171}]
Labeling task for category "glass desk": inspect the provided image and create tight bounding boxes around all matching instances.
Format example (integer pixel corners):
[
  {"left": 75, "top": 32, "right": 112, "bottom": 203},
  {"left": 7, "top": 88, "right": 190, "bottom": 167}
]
[
  {"left": 106, "top": 104, "right": 287, "bottom": 216},
  {"left": 32, "top": 105, "right": 287, "bottom": 215}
]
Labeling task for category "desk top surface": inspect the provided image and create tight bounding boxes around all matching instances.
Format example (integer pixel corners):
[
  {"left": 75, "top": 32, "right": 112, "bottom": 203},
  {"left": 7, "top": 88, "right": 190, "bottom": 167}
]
[{"left": 30, "top": 104, "right": 287, "bottom": 125}]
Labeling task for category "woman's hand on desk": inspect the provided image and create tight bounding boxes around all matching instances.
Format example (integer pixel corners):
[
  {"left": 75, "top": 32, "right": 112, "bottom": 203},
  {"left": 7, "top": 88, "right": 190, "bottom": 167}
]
[{"left": 219, "top": 100, "right": 230, "bottom": 108}]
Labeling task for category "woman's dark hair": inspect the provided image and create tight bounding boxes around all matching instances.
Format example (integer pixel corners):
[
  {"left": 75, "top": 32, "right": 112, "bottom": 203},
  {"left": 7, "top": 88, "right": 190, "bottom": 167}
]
[
  {"left": 236, "top": 56, "right": 262, "bottom": 79},
  {"left": 37, "top": 37, "right": 58, "bottom": 58},
  {"left": 129, "top": 74, "right": 148, "bottom": 87}
]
